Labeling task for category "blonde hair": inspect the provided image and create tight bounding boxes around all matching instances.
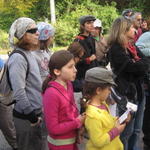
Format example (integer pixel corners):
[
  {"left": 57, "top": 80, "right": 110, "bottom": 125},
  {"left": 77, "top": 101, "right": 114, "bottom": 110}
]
[{"left": 107, "top": 17, "right": 132, "bottom": 48}]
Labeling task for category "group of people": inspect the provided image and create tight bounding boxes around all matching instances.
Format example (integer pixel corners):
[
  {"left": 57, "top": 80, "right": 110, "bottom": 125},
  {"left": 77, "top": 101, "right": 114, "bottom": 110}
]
[{"left": 0, "top": 8, "right": 150, "bottom": 150}]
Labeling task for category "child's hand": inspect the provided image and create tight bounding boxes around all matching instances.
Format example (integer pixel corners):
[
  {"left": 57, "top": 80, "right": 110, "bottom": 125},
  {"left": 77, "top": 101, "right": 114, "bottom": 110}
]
[
  {"left": 125, "top": 112, "right": 131, "bottom": 123},
  {"left": 77, "top": 127, "right": 85, "bottom": 144},
  {"left": 77, "top": 113, "right": 86, "bottom": 125},
  {"left": 89, "top": 54, "right": 96, "bottom": 61},
  {"left": 115, "top": 120, "right": 126, "bottom": 133}
]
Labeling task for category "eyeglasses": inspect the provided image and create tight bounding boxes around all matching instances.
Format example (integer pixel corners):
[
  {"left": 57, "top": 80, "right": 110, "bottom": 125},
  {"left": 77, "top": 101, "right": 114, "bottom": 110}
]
[{"left": 26, "top": 28, "right": 38, "bottom": 34}]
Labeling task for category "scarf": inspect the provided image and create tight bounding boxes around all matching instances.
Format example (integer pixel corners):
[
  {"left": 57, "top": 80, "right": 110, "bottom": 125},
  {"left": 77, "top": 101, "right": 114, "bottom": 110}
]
[
  {"left": 127, "top": 42, "right": 141, "bottom": 61},
  {"left": 9, "top": 17, "right": 35, "bottom": 48}
]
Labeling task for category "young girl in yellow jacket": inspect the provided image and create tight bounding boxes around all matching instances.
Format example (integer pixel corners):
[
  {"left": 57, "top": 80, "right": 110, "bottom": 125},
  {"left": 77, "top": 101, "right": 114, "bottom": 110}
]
[{"left": 83, "top": 67, "right": 129, "bottom": 150}]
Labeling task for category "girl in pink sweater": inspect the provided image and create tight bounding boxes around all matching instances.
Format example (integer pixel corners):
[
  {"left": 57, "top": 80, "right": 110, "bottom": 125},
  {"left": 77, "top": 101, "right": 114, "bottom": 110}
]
[{"left": 42, "top": 50, "right": 85, "bottom": 150}]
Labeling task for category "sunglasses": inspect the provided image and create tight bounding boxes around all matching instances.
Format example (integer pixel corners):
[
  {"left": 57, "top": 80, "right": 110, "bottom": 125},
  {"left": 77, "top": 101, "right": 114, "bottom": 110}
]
[{"left": 26, "top": 28, "right": 38, "bottom": 34}]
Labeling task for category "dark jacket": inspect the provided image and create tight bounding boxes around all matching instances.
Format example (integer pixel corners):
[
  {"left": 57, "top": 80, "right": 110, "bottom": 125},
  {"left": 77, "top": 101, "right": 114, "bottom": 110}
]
[
  {"left": 73, "top": 34, "right": 99, "bottom": 92},
  {"left": 108, "top": 42, "right": 149, "bottom": 103}
]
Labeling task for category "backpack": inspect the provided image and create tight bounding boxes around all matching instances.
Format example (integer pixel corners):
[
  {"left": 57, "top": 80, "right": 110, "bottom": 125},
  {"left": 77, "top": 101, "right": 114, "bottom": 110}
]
[{"left": 0, "top": 50, "right": 29, "bottom": 106}]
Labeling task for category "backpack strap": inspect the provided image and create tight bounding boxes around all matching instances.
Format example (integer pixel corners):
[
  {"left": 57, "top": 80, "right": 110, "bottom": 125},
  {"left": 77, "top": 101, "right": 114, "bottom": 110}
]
[
  {"left": 9, "top": 50, "right": 30, "bottom": 78},
  {"left": 6, "top": 50, "right": 30, "bottom": 106},
  {"left": 48, "top": 85, "right": 79, "bottom": 112}
]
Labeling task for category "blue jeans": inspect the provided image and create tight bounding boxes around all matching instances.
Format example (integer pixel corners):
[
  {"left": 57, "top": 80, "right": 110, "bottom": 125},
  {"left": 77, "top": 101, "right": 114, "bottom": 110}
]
[{"left": 120, "top": 97, "right": 145, "bottom": 150}]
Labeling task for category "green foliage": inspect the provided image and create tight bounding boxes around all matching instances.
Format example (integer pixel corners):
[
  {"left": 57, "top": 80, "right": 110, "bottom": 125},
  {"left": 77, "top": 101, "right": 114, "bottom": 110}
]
[
  {"left": 54, "top": 21, "right": 78, "bottom": 46},
  {"left": 55, "top": 0, "right": 118, "bottom": 46},
  {"left": 0, "top": 0, "right": 149, "bottom": 49},
  {"left": 0, "top": 0, "right": 37, "bottom": 31},
  {"left": 28, "top": 0, "right": 50, "bottom": 21},
  {"left": 97, "top": 0, "right": 150, "bottom": 17},
  {"left": 0, "top": 8, "right": 23, "bottom": 31},
  {"left": 0, "top": 29, "right": 9, "bottom": 50},
  {"left": 127, "top": 0, "right": 149, "bottom": 16}
]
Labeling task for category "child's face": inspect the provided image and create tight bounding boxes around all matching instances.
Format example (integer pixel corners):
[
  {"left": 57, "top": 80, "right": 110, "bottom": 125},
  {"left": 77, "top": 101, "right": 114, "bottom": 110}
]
[
  {"left": 97, "top": 86, "right": 111, "bottom": 102},
  {"left": 58, "top": 58, "right": 77, "bottom": 82}
]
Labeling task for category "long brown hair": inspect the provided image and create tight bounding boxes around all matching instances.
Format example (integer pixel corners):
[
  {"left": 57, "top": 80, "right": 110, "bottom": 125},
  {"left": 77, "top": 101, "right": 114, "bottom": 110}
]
[
  {"left": 39, "top": 40, "right": 49, "bottom": 50},
  {"left": 16, "top": 33, "right": 38, "bottom": 50},
  {"left": 16, "top": 37, "right": 31, "bottom": 50},
  {"left": 39, "top": 37, "right": 53, "bottom": 51},
  {"left": 42, "top": 50, "right": 74, "bottom": 93},
  {"left": 107, "top": 17, "right": 132, "bottom": 48},
  {"left": 67, "top": 41, "right": 85, "bottom": 58}
]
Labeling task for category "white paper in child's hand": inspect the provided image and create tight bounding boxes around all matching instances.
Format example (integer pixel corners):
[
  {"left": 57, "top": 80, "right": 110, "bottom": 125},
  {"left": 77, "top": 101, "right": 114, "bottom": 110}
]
[
  {"left": 126, "top": 102, "right": 137, "bottom": 112},
  {"left": 118, "top": 110, "right": 129, "bottom": 124}
]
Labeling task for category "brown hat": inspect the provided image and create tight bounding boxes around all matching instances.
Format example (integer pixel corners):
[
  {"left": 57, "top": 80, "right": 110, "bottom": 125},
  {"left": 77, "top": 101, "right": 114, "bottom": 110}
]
[{"left": 85, "top": 67, "right": 116, "bottom": 85}]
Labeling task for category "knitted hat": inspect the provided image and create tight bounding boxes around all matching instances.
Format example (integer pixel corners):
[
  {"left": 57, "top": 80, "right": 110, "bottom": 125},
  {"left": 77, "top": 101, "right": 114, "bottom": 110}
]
[
  {"left": 37, "top": 22, "right": 55, "bottom": 40},
  {"left": 9, "top": 17, "right": 35, "bottom": 48}
]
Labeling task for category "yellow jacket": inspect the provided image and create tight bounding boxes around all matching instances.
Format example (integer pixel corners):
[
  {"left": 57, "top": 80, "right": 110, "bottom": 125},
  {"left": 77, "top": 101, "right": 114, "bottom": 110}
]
[{"left": 85, "top": 103, "right": 123, "bottom": 150}]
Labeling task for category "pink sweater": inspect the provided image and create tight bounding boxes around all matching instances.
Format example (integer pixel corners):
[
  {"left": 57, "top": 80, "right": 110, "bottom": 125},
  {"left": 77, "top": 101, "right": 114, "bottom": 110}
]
[{"left": 42, "top": 81, "right": 81, "bottom": 150}]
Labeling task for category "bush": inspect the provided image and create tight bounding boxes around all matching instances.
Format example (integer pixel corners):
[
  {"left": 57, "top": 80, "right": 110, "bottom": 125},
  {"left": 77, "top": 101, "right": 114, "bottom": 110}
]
[
  {"left": 55, "top": 0, "right": 119, "bottom": 46},
  {"left": 0, "top": 29, "right": 9, "bottom": 50},
  {"left": 0, "top": 0, "right": 37, "bottom": 31}
]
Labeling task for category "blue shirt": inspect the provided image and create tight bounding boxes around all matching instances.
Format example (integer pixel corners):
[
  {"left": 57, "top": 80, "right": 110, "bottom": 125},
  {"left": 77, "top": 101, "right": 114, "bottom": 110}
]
[
  {"left": 136, "top": 31, "right": 150, "bottom": 56},
  {"left": 0, "top": 58, "right": 4, "bottom": 69}
]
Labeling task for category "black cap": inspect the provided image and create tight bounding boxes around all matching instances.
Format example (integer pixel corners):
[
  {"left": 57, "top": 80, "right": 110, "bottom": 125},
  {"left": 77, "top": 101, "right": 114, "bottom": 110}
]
[{"left": 79, "top": 15, "right": 96, "bottom": 25}]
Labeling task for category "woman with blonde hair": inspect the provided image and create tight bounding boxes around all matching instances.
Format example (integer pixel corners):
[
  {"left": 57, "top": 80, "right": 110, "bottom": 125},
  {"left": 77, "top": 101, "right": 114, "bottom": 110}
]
[{"left": 107, "top": 17, "right": 149, "bottom": 150}]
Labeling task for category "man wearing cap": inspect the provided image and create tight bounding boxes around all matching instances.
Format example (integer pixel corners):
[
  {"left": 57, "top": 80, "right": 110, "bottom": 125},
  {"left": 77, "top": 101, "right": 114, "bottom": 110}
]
[
  {"left": 72, "top": 15, "right": 99, "bottom": 93},
  {"left": 91, "top": 19, "right": 108, "bottom": 66}
]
